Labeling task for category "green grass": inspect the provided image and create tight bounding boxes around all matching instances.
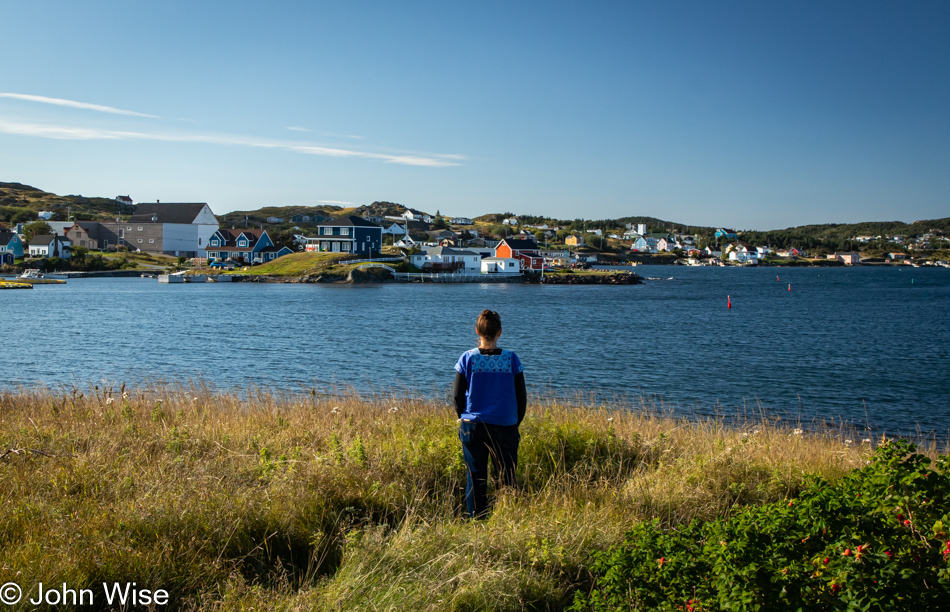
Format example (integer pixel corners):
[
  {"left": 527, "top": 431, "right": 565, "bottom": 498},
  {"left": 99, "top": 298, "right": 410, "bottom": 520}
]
[
  {"left": 0, "top": 386, "right": 900, "bottom": 610},
  {"left": 230, "top": 252, "right": 351, "bottom": 276}
]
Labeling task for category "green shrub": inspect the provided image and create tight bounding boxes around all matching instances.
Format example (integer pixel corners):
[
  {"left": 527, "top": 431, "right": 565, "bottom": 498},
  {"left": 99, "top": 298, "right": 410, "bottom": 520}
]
[{"left": 574, "top": 440, "right": 950, "bottom": 611}]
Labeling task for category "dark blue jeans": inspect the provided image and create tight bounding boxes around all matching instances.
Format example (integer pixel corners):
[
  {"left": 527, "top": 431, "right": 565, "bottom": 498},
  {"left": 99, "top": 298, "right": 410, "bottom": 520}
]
[{"left": 459, "top": 420, "right": 520, "bottom": 519}]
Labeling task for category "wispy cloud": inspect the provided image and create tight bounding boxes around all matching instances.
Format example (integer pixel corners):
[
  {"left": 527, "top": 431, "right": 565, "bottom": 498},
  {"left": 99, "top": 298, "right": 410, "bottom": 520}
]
[
  {"left": 287, "top": 126, "right": 364, "bottom": 140},
  {"left": 0, "top": 118, "right": 463, "bottom": 167},
  {"left": 0, "top": 93, "right": 159, "bottom": 118}
]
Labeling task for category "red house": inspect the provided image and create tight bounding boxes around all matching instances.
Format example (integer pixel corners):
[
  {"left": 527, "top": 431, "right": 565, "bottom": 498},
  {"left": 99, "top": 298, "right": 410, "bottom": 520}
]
[{"left": 494, "top": 238, "right": 544, "bottom": 271}]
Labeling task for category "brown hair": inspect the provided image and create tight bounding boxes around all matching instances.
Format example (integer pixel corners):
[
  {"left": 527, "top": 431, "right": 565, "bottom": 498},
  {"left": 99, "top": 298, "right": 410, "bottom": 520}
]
[{"left": 476, "top": 309, "right": 502, "bottom": 339}]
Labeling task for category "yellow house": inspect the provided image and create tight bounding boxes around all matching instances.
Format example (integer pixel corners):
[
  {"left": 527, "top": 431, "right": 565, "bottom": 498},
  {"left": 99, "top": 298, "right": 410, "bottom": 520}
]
[{"left": 565, "top": 234, "right": 585, "bottom": 246}]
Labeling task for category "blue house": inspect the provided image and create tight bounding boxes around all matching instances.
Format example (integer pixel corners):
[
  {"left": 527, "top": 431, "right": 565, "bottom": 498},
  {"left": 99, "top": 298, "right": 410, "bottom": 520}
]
[
  {"left": 631, "top": 236, "right": 649, "bottom": 252},
  {"left": 0, "top": 230, "right": 24, "bottom": 259},
  {"left": 304, "top": 216, "right": 382, "bottom": 256},
  {"left": 206, "top": 228, "right": 291, "bottom": 264},
  {"left": 715, "top": 228, "right": 738, "bottom": 241}
]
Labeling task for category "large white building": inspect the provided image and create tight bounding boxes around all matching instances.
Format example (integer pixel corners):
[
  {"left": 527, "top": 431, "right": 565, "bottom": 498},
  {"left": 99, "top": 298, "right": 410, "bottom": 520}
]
[{"left": 126, "top": 202, "right": 219, "bottom": 258}]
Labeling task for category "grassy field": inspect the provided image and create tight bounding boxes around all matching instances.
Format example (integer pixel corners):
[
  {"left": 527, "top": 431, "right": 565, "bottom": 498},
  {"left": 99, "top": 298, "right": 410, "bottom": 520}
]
[
  {"left": 227, "top": 252, "right": 351, "bottom": 276},
  {"left": 0, "top": 385, "right": 899, "bottom": 611}
]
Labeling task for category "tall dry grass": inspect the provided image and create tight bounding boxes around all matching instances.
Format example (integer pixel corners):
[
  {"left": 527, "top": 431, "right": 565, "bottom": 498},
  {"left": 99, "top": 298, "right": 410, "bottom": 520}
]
[{"left": 0, "top": 384, "right": 889, "bottom": 610}]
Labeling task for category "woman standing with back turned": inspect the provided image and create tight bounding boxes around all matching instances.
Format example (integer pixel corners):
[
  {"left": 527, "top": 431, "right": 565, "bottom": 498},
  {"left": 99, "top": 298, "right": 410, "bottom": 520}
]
[{"left": 454, "top": 309, "right": 527, "bottom": 519}]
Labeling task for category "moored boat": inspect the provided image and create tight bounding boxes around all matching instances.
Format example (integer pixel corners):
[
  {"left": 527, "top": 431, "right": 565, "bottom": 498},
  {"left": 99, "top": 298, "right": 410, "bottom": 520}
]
[{"left": 16, "top": 270, "right": 67, "bottom": 284}]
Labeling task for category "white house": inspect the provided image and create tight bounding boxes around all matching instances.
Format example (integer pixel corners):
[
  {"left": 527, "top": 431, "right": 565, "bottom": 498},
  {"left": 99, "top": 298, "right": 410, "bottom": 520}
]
[
  {"left": 37, "top": 211, "right": 54, "bottom": 220},
  {"left": 115, "top": 195, "right": 133, "bottom": 205},
  {"left": 28, "top": 235, "right": 71, "bottom": 259},
  {"left": 480, "top": 257, "right": 521, "bottom": 274},
  {"left": 266, "top": 217, "right": 284, "bottom": 223},
  {"left": 502, "top": 217, "right": 519, "bottom": 226},
  {"left": 395, "top": 235, "right": 417, "bottom": 248},
  {"left": 586, "top": 229, "right": 603, "bottom": 236},
  {"left": 382, "top": 223, "right": 406, "bottom": 235},
  {"left": 704, "top": 246, "right": 723, "bottom": 258},
  {"left": 450, "top": 217, "right": 473, "bottom": 225},
  {"left": 403, "top": 209, "right": 432, "bottom": 223},
  {"left": 410, "top": 246, "right": 482, "bottom": 274},
  {"left": 728, "top": 244, "right": 759, "bottom": 264}
]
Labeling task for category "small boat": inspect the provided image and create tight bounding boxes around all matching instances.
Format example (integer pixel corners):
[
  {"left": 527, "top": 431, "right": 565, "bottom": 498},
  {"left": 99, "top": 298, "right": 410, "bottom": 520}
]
[
  {"left": 158, "top": 273, "right": 185, "bottom": 283},
  {"left": 17, "top": 270, "right": 67, "bottom": 284},
  {"left": 0, "top": 281, "right": 33, "bottom": 289}
]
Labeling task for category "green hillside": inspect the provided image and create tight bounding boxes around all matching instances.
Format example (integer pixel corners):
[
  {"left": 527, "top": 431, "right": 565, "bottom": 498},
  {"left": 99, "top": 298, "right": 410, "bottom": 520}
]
[{"left": 0, "top": 182, "right": 132, "bottom": 224}]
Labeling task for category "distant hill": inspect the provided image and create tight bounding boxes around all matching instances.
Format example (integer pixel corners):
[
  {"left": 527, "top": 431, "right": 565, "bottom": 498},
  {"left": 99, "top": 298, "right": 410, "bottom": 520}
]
[
  {"left": 351, "top": 201, "right": 412, "bottom": 218},
  {"left": 2, "top": 181, "right": 947, "bottom": 245},
  {"left": 217, "top": 204, "right": 354, "bottom": 229},
  {"left": 0, "top": 182, "right": 133, "bottom": 223}
]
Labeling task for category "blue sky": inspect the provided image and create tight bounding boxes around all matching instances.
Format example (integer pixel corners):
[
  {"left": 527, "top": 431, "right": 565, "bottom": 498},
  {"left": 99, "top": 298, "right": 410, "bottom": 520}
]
[{"left": 1, "top": 1, "right": 947, "bottom": 229}]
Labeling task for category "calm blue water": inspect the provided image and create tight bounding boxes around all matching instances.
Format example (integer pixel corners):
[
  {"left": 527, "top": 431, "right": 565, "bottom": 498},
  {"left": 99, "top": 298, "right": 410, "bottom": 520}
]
[{"left": 2, "top": 266, "right": 948, "bottom": 435}]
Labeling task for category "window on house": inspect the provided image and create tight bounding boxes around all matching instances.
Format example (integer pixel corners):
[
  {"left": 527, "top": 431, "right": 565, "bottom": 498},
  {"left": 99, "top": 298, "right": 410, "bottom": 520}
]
[
  {"left": 322, "top": 227, "right": 332, "bottom": 235},
  {"left": 341, "top": 242, "right": 350, "bottom": 251},
  {"left": 198, "top": 238, "right": 202, "bottom": 245},
  {"left": 238, "top": 240, "right": 247, "bottom": 247},
  {"left": 137, "top": 239, "right": 143, "bottom": 244},
  {"left": 210, "top": 239, "right": 218, "bottom": 247},
  {"left": 127, "top": 226, "right": 132, "bottom": 231},
  {"left": 340, "top": 228, "right": 349, "bottom": 236},
  {"left": 149, "top": 239, "right": 155, "bottom": 244},
  {"left": 138, "top": 226, "right": 143, "bottom": 231}
]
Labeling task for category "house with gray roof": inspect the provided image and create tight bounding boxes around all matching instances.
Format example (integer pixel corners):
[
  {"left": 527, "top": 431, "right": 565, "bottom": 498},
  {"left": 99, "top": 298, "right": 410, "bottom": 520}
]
[
  {"left": 304, "top": 216, "right": 382, "bottom": 256},
  {"left": 410, "top": 246, "right": 482, "bottom": 274},
  {"left": 28, "top": 235, "right": 71, "bottom": 259}
]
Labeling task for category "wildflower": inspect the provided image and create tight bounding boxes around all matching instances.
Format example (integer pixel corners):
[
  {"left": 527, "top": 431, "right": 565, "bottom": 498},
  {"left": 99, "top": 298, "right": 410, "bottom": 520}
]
[
  {"left": 331, "top": 407, "right": 340, "bottom": 414},
  {"left": 753, "top": 429, "right": 760, "bottom": 434},
  {"left": 106, "top": 397, "right": 114, "bottom": 405},
  {"left": 389, "top": 407, "right": 399, "bottom": 413},
  {"left": 606, "top": 417, "right": 614, "bottom": 422},
  {"left": 192, "top": 396, "right": 199, "bottom": 402},
  {"left": 862, "top": 438, "right": 871, "bottom": 443},
  {"left": 845, "top": 439, "right": 852, "bottom": 444},
  {"left": 741, "top": 432, "right": 748, "bottom": 438},
  {"left": 792, "top": 429, "right": 803, "bottom": 435}
]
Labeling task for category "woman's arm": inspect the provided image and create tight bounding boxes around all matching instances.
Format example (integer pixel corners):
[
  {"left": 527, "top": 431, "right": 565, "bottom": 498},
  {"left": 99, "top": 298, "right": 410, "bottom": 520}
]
[
  {"left": 454, "top": 371, "right": 468, "bottom": 418},
  {"left": 515, "top": 372, "right": 527, "bottom": 425}
]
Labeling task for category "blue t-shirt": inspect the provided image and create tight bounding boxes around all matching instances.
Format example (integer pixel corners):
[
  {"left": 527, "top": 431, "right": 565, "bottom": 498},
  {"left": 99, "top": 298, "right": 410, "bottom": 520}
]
[{"left": 455, "top": 348, "right": 524, "bottom": 426}]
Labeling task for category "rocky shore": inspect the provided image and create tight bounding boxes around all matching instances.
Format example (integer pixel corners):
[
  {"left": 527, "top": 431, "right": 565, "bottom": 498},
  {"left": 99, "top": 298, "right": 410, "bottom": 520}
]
[{"left": 539, "top": 271, "right": 642, "bottom": 284}]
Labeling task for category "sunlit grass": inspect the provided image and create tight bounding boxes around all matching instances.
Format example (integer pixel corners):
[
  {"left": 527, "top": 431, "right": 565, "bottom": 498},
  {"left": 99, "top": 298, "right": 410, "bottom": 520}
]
[{"left": 0, "top": 384, "right": 896, "bottom": 610}]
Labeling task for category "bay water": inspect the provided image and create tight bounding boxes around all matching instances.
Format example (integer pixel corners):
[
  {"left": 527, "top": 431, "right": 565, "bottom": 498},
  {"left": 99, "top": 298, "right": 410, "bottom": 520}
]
[{"left": 2, "top": 265, "right": 947, "bottom": 437}]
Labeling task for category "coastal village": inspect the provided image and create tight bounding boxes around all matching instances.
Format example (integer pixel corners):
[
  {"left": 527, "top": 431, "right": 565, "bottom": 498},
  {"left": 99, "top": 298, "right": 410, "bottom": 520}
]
[{"left": 1, "top": 183, "right": 949, "bottom": 284}]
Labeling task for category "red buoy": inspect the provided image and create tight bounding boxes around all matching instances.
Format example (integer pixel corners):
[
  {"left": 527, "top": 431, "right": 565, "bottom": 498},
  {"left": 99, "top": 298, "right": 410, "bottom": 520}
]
[
  {"left": 788, "top": 284, "right": 791, "bottom": 292},
  {"left": 727, "top": 295, "right": 731, "bottom": 309},
  {"left": 777, "top": 276, "right": 780, "bottom": 282}
]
